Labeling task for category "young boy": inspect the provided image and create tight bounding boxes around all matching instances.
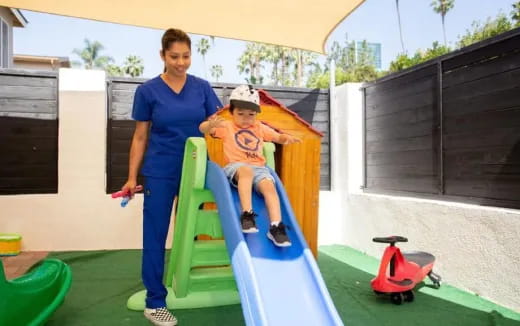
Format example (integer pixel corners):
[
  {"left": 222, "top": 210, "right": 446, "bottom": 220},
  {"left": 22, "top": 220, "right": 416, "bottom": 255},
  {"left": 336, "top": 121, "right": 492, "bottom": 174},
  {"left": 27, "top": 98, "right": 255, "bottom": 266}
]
[{"left": 199, "top": 85, "right": 300, "bottom": 247}]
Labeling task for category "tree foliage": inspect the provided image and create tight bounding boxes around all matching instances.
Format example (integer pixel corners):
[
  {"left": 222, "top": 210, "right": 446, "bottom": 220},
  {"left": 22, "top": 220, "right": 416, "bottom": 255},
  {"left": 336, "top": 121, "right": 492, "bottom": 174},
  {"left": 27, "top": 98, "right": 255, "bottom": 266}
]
[
  {"left": 430, "top": 0, "right": 455, "bottom": 46},
  {"left": 210, "top": 64, "right": 223, "bottom": 82},
  {"left": 105, "top": 64, "right": 123, "bottom": 77},
  {"left": 389, "top": 41, "right": 451, "bottom": 72},
  {"left": 306, "top": 37, "right": 381, "bottom": 88},
  {"left": 196, "top": 38, "right": 211, "bottom": 79},
  {"left": 512, "top": 1, "right": 520, "bottom": 27},
  {"left": 457, "top": 13, "right": 513, "bottom": 48},
  {"left": 237, "top": 42, "right": 267, "bottom": 85},
  {"left": 72, "top": 39, "right": 114, "bottom": 69},
  {"left": 123, "top": 55, "right": 144, "bottom": 77},
  {"left": 388, "top": 10, "right": 517, "bottom": 74}
]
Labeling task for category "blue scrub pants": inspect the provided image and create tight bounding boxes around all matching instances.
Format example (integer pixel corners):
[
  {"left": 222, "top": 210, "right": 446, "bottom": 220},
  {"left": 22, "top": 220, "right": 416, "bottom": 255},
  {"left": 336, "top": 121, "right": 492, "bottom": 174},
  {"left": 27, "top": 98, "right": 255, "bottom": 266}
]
[{"left": 142, "top": 176, "right": 179, "bottom": 308}]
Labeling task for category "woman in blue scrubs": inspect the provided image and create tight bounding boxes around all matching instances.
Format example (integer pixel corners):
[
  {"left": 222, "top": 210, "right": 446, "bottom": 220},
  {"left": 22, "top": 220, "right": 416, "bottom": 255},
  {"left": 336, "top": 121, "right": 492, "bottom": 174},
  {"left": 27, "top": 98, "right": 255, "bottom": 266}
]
[{"left": 121, "top": 28, "right": 222, "bottom": 326}]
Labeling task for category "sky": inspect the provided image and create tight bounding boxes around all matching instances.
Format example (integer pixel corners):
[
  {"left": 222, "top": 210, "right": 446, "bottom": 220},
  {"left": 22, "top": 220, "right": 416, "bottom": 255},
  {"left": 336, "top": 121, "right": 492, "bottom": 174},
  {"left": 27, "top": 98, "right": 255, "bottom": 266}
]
[{"left": 12, "top": 0, "right": 518, "bottom": 84}]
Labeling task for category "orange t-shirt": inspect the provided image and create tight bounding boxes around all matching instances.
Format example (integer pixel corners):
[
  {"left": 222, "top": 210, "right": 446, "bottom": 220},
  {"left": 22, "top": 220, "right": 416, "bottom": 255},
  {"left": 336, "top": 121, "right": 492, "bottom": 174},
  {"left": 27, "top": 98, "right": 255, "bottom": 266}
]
[{"left": 212, "top": 120, "right": 280, "bottom": 166}]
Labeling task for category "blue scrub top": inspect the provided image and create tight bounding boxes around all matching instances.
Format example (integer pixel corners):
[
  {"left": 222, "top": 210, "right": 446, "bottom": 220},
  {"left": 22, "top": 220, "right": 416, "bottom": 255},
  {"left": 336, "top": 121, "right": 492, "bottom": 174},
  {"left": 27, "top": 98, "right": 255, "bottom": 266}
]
[{"left": 132, "top": 74, "right": 222, "bottom": 178}]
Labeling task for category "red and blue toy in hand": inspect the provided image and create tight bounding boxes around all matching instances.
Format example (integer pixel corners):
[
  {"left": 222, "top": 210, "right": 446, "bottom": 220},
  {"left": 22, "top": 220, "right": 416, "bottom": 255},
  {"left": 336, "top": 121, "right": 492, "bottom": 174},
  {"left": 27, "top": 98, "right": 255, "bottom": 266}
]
[{"left": 111, "top": 185, "right": 143, "bottom": 207}]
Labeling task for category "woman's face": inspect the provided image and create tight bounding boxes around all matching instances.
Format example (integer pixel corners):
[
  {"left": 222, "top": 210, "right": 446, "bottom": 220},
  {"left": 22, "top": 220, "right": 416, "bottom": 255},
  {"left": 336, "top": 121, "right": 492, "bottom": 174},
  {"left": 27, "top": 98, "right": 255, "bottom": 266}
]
[
  {"left": 232, "top": 108, "right": 257, "bottom": 128},
  {"left": 161, "top": 41, "right": 191, "bottom": 78}
]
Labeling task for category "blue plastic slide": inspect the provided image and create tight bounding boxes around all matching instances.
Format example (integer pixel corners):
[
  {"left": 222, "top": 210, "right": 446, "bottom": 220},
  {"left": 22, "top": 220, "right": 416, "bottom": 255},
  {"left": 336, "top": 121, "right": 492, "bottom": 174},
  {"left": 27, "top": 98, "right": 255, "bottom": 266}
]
[{"left": 205, "top": 161, "right": 344, "bottom": 326}]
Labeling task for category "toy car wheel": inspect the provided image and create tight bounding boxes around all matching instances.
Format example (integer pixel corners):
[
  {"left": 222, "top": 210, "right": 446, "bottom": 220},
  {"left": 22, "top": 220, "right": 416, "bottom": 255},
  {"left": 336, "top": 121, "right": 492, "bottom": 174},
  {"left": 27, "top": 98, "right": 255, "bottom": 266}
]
[
  {"left": 403, "top": 290, "right": 414, "bottom": 302},
  {"left": 390, "top": 292, "right": 403, "bottom": 305},
  {"left": 433, "top": 280, "right": 441, "bottom": 289}
]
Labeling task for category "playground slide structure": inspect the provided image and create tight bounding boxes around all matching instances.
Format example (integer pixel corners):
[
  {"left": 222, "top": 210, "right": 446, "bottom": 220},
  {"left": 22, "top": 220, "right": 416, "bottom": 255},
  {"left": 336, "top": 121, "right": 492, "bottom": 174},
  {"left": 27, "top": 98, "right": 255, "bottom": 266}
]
[
  {"left": 205, "top": 160, "right": 344, "bottom": 325},
  {"left": 0, "top": 258, "right": 72, "bottom": 326},
  {"left": 127, "top": 137, "right": 343, "bottom": 325}
]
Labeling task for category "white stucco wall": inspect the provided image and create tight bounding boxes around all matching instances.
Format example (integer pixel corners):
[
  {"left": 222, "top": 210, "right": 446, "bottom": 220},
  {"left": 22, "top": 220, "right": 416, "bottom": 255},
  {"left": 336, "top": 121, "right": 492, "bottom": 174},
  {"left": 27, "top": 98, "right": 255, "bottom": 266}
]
[
  {"left": 0, "top": 68, "right": 174, "bottom": 251},
  {"left": 318, "top": 83, "right": 520, "bottom": 311}
]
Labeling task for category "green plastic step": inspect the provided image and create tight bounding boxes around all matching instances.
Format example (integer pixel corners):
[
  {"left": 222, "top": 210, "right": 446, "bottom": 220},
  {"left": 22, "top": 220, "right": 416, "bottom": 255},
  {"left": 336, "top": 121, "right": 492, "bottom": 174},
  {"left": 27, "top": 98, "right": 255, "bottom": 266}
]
[
  {"left": 195, "top": 210, "right": 223, "bottom": 238},
  {"left": 192, "top": 240, "right": 230, "bottom": 267},
  {"left": 188, "top": 266, "right": 237, "bottom": 292}
]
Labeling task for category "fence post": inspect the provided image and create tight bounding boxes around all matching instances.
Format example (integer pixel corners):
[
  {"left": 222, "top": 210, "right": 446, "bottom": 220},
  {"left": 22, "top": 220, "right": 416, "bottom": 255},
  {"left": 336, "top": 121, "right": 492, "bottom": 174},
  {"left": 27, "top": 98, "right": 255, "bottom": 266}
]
[
  {"left": 437, "top": 60, "right": 444, "bottom": 195},
  {"left": 361, "top": 86, "right": 367, "bottom": 190}
]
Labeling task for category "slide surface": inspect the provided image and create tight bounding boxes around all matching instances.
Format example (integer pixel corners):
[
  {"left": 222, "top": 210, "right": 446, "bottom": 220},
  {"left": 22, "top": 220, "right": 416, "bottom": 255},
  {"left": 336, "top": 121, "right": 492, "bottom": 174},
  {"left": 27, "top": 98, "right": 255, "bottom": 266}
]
[{"left": 205, "top": 161, "right": 344, "bottom": 326}]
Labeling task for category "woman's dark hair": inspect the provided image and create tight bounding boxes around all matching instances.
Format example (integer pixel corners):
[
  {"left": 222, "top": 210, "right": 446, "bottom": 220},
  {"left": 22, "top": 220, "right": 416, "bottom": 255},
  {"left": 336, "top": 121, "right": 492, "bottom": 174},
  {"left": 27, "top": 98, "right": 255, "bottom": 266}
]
[{"left": 161, "top": 28, "right": 191, "bottom": 54}]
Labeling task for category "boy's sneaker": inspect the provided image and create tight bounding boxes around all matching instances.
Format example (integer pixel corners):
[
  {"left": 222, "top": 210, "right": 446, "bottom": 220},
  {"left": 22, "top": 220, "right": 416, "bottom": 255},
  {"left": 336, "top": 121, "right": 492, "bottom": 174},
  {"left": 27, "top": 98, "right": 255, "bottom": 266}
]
[
  {"left": 144, "top": 307, "right": 177, "bottom": 326},
  {"left": 240, "top": 210, "right": 259, "bottom": 233},
  {"left": 267, "top": 222, "right": 292, "bottom": 247}
]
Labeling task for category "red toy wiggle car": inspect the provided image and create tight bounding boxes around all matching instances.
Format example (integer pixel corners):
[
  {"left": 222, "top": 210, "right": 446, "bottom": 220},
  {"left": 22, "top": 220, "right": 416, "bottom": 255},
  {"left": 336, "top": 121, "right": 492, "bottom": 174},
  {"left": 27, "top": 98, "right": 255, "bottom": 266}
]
[{"left": 371, "top": 236, "right": 441, "bottom": 305}]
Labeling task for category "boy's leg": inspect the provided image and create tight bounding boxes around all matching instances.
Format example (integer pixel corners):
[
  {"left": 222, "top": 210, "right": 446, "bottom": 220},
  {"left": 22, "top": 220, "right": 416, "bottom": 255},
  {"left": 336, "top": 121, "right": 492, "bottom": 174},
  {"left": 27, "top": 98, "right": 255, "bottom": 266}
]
[
  {"left": 230, "top": 165, "right": 259, "bottom": 232},
  {"left": 235, "top": 165, "right": 254, "bottom": 212},
  {"left": 142, "top": 177, "right": 178, "bottom": 309},
  {"left": 257, "top": 178, "right": 291, "bottom": 247},
  {"left": 257, "top": 179, "right": 281, "bottom": 223}
]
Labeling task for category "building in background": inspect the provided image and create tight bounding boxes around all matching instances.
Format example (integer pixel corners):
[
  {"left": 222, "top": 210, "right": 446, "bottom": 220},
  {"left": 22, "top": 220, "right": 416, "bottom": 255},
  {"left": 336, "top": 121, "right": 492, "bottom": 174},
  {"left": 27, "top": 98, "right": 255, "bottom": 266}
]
[
  {"left": 13, "top": 54, "right": 71, "bottom": 70},
  {"left": 0, "top": 6, "right": 27, "bottom": 68},
  {"left": 355, "top": 41, "right": 382, "bottom": 69}
]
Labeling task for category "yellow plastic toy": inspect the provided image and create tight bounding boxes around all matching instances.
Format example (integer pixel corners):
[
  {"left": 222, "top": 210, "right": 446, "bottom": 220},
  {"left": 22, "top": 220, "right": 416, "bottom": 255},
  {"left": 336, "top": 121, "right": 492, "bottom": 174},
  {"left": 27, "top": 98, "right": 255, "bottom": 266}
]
[{"left": 0, "top": 233, "right": 22, "bottom": 256}]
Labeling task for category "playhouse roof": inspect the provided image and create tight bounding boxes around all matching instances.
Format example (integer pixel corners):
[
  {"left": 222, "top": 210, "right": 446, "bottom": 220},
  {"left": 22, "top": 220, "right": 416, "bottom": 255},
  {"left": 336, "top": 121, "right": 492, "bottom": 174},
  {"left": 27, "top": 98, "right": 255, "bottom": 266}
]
[
  {"left": 217, "top": 89, "right": 324, "bottom": 137},
  {"left": 259, "top": 89, "right": 324, "bottom": 137}
]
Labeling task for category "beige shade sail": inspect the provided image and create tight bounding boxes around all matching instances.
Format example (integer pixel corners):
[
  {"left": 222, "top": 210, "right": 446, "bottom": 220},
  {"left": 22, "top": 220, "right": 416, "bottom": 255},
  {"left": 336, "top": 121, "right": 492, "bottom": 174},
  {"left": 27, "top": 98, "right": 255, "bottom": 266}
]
[{"left": 0, "top": 0, "right": 364, "bottom": 54}]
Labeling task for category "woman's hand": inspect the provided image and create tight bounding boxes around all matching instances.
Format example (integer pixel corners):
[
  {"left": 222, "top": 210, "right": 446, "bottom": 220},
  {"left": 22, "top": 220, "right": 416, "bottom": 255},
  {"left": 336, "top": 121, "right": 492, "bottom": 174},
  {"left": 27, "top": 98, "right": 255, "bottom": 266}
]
[{"left": 121, "top": 179, "right": 138, "bottom": 198}]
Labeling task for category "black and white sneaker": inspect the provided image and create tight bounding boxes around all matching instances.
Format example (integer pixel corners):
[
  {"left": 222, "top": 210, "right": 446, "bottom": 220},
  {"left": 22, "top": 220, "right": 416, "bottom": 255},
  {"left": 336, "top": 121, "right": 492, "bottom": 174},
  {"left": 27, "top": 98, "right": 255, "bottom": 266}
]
[
  {"left": 267, "top": 222, "right": 292, "bottom": 247},
  {"left": 240, "top": 210, "right": 259, "bottom": 233},
  {"left": 144, "top": 307, "right": 178, "bottom": 326}
]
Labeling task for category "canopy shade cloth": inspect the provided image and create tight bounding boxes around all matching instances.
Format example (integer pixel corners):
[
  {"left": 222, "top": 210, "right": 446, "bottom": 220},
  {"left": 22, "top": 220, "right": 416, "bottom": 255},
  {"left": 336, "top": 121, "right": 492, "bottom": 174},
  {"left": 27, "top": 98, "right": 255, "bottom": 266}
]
[{"left": 1, "top": 0, "right": 365, "bottom": 54}]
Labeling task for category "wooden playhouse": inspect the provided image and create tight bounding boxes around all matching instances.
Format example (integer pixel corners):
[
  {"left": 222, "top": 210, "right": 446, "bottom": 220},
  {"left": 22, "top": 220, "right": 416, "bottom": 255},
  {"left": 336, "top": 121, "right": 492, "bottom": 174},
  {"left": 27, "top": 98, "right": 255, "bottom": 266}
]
[{"left": 206, "top": 89, "right": 324, "bottom": 256}]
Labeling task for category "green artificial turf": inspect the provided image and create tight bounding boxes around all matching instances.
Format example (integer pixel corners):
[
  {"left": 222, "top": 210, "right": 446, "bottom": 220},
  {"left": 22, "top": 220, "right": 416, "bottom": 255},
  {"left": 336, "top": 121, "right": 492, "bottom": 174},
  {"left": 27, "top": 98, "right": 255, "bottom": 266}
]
[{"left": 43, "top": 246, "right": 520, "bottom": 326}]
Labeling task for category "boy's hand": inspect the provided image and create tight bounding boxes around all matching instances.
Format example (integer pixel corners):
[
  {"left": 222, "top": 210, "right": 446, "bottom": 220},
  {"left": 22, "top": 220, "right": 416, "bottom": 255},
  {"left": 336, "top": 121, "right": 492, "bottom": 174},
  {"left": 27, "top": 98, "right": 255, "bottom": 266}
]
[
  {"left": 208, "top": 115, "right": 225, "bottom": 129},
  {"left": 281, "top": 134, "right": 301, "bottom": 145}
]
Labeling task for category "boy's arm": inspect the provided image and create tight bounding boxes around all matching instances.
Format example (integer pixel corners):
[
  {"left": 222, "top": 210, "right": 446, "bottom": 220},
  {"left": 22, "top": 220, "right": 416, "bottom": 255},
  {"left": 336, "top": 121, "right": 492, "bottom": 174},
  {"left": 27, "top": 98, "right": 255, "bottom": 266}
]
[
  {"left": 260, "top": 123, "right": 301, "bottom": 145},
  {"left": 275, "top": 133, "right": 301, "bottom": 145},
  {"left": 199, "top": 115, "right": 225, "bottom": 134}
]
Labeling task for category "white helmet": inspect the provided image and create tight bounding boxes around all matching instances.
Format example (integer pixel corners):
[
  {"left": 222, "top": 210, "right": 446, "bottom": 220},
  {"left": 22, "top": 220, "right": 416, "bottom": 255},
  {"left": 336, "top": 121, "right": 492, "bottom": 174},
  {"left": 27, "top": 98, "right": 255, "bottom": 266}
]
[{"left": 229, "top": 84, "right": 260, "bottom": 112}]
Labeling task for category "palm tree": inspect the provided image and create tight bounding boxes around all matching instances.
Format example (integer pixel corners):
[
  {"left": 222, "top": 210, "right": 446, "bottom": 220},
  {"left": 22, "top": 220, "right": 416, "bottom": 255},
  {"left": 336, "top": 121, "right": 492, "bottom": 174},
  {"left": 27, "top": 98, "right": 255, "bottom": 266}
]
[
  {"left": 264, "top": 45, "right": 280, "bottom": 85},
  {"left": 395, "top": 0, "right": 405, "bottom": 53},
  {"left": 279, "top": 47, "right": 293, "bottom": 86},
  {"left": 196, "top": 38, "right": 211, "bottom": 78},
  {"left": 292, "top": 49, "right": 317, "bottom": 87},
  {"left": 72, "top": 38, "right": 114, "bottom": 69},
  {"left": 512, "top": 1, "right": 520, "bottom": 27},
  {"left": 431, "top": 0, "right": 455, "bottom": 46},
  {"left": 123, "top": 55, "right": 144, "bottom": 77},
  {"left": 210, "top": 64, "right": 223, "bottom": 82},
  {"left": 237, "top": 43, "right": 267, "bottom": 85}
]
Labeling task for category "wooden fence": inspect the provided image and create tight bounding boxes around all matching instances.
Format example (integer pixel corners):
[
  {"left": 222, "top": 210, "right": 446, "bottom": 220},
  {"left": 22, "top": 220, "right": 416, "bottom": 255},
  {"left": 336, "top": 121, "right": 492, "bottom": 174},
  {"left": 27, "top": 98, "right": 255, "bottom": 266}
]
[
  {"left": 362, "top": 27, "right": 520, "bottom": 208},
  {"left": 0, "top": 69, "right": 58, "bottom": 194}
]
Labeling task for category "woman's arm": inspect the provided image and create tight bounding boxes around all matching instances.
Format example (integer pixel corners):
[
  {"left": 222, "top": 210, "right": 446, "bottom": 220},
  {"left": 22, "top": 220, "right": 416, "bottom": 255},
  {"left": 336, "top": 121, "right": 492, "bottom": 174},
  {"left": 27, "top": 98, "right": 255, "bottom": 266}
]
[{"left": 122, "top": 121, "right": 149, "bottom": 195}]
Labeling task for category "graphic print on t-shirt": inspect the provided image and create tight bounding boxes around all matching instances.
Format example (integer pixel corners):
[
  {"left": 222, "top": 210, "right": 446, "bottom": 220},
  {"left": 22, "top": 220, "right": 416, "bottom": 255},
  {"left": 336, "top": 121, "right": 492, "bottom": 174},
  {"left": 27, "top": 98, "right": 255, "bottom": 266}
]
[
  {"left": 234, "top": 129, "right": 261, "bottom": 160},
  {"left": 235, "top": 129, "right": 260, "bottom": 151}
]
